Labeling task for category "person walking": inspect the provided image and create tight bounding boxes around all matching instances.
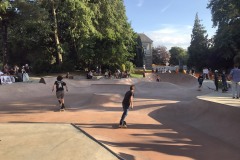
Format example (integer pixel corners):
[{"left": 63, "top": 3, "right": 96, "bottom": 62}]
[
  {"left": 119, "top": 85, "right": 135, "bottom": 128},
  {"left": 228, "top": 64, "right": 240, "bottom": 99},
  {"left": 52, "top": 75, "right": 68, "bottom": 110}
]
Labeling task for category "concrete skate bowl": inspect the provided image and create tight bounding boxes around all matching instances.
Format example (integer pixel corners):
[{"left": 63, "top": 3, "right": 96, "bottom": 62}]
[
  {"left": 145, "top": 73, "right": 197, "bottom": 87},
  {"left": 148, "top": 98, "right": 240, "bottom": 159}
]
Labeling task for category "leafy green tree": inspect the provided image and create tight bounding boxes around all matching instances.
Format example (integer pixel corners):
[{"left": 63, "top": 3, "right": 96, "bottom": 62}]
[
  {"left": 7, "top": 0, "right": 52, "bottom": 66},
  {"left": 187, "top": 13, "right": 209, "bottom": 71},
  {"left": 207, "top": 0, "right": 240, "bottom": 68},
  {"left": 0, "top": 0, "right": 136, "bottom": 73},
  {"left": 169, "top": 46, "right": 187, "bottom": 71},
  {"left": 89, "top": 0, "right": 136, "bottom": 70},
  {"left": 152, "top": 45, "right": 170, "bottom": 65},
  {"left": 0, "top": 0, "right": 15, "bottom": 66}
]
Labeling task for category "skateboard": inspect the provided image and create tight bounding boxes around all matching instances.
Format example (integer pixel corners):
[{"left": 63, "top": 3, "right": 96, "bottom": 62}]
[
  {"left": 60, "top": 108, "right": 66, "bottom": 112},
  {"left": 118, "top": 121, "right": 127, "bottom": 128}
]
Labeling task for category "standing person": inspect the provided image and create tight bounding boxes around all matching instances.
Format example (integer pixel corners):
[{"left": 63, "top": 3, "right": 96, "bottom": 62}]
[
  {"left": 221, "top": 70, "right": 228, "bottom": 92},
  {"left": 3, "top": 63, "right": 9, "bottom": 74},
  {"left": 119, "top": 85, "right": 135, "bottom": 128},
  {"left": 228, "top": 64, "right": 240, "bottom": 99},
  {"left": 52, "top": 75, "right": 68, "bottom": 110},
  {"left": 203, "top": 67, "right": 209, "bottom": 79},
  {"left": 198, "top": 73, "right": 204, "bottom": 91},
  {"left": 156, "top": 75, "right": 160, "bottom": 82},
  {"left": 214, "top": 70, "right": 219, "bottom": 91}
]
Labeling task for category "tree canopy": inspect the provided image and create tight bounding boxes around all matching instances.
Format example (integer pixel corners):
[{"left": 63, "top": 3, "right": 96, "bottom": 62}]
[
  {"left": 187, "top": 13, "right": 209, "bottom": 71},
  {"left": 0, "top": 0, "right": 136, "bottom": 73},
  {"left": 207, "top": 0, "right": 240, "bottom": 68},
  {"left": 152, "top": 45, "right": 170, "bottom": 65}
]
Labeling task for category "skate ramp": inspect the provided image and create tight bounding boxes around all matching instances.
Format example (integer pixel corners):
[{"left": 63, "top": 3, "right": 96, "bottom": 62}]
[
  {"left": 149, "top": 98, "right": 240, "bottom": 151},
  {"left": 1, "top": 75, "right": 240, "bottom": 160},
  {"left": 145, "top": 73, "right": 197, "bottom": 87}
]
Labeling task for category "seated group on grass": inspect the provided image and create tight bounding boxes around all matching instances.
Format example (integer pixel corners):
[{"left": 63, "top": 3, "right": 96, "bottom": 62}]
[
  {"left": 0, "top": 63, "right": 30, "bottom": 84},
  {"left": 87, "top": 69, "right": 130, "bottom": 79}
]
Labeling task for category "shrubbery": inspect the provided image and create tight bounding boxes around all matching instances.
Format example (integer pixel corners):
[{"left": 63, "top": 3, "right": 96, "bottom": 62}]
[{"left": 32, "top": 60, "right": 75, "bottom": 74}]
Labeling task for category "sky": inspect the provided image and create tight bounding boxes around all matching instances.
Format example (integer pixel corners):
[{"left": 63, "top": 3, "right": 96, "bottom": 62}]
[{"left": 123, "top": 0, "right": 216, "bottom": 50}]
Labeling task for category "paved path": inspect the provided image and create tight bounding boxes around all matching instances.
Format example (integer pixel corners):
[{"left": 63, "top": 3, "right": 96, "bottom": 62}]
[{"left": 0, "top": 123, "right": 120, "bottom": 160}]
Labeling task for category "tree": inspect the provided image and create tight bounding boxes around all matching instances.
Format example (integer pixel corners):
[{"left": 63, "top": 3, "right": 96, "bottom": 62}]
[
  {"left": 0, "top": 0, "right": 15, "bottom": 66},
  {"left": 88, "top": 0, "right": 136, "bottom": 70},
  {"left": 169, "top": 46, "right": 187, "bottom": 71},
  {"left": 152, "top": 45, "right": 170, "bottom": 65},
  {"left": 187, "top": 13, "right": 209, "bottom": 71},
  {"left": 207, "top": 0, "right": 240, "bottom": 68},
  {"left": 0, "top": 0, "right": 136, "bottom": 73},
  {"left": 6, "top": 0, "right": 52, "bottom": 66}
]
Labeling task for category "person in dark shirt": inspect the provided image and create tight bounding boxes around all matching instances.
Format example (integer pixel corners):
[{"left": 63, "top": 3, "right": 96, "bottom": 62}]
[
  {"left": 198, "top": 73, "right": 204, "bottom": 91},
  {"left": 214, "top": 70, "right": 219, "bottom": 91},
  {"left": 221, "top": 70, "right": 228, "bottom": 92},
  {"left": 119, "top": 85, "right": 135, "bottom": 128},
  {"left": 52, "top": 75, "right": 68, "bottom": 110}
]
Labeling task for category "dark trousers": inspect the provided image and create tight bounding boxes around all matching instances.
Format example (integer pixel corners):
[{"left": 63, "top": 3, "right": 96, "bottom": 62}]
[
  {"left": 120, "top": 107, "right": 129, "bottom": 125},
  {"left": 215, "top": 80, "right": 218, "bottom": 91}
]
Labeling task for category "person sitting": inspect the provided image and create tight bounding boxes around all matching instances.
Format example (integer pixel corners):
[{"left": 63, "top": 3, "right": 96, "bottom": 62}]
[
  {"left": 66, "top": 72, "right": 70, "bottom": 78},
  {"left": 0, "top": 70, "right": 4, "bottom": 76},
  {"left": 156, "top": 75, "right": 161, "bottom": 82},
  {"left": 87, "top": 70, "right": 93, "bottom": 79}
]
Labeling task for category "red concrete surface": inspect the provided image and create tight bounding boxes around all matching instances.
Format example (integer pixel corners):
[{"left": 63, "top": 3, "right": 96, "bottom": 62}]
[{"left": 0, "top": 73, "right": 240, "bottom": 160}]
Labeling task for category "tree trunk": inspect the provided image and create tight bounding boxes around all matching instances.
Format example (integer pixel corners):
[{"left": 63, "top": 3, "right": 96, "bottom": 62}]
[
  {"left": 51, "top": 0, "right": 62, "bottom": 65},
  {"left": 2, "top": 19, "right": 8, "bottom": 67}
]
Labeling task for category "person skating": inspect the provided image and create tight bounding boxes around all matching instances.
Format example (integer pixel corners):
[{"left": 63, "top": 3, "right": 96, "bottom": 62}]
[
  {"left": 119, "top": 85, "right": 135, "bottom": 128},
  {"left": 52, "top": 75, "right": 68, "bottom": 110},
  {"left": 198, "top": 73, "right": 204, "bottom": 91}
]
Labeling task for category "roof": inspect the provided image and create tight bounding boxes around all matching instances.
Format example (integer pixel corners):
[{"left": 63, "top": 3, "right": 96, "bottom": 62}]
[{"left": 138, "top": 33, "right": 153, "bottom": 43}]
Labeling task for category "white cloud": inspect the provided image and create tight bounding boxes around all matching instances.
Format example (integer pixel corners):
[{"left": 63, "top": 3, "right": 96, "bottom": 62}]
[
  {"left": 146, "top": 25, "right": 193, "bottom": 50},
  {"left": 137, "top": 0, "right": 144, "bottom": 7}
]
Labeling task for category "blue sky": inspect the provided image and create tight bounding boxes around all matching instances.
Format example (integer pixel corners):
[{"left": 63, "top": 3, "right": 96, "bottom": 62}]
[{"left": 123, "top": 0, "right": 216, "bottom": 50}]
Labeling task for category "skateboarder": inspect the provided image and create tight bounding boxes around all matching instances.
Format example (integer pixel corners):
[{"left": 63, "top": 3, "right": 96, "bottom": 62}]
[
  {"left": 52, "top": 75, "right": 68, "bottom": 110},
  {"left": 119, "top": 85, "right": 135, "bottom": 128},
  {"left": 198, "top": 73, "right": 204, "bottom": 91}
]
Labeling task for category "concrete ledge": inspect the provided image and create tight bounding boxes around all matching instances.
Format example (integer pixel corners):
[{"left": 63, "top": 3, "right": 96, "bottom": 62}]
[{"left": 0, "top": 123, "right": 120, "bottom": 160}]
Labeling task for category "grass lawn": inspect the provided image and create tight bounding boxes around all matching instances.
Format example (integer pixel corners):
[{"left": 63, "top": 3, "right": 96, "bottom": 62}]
[{"left": 130, "top": 73, "right": 143, "bottom": 78}]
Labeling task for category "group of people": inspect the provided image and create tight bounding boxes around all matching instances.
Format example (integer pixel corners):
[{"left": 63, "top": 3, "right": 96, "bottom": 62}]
[
  {"left": 198, "top": 69, "right": 228, "bottom": 92},
  {"left": 52, "top": 75, "right": 134, "bottom": 128},
  {"left": 0, "top": 63, "right": 30, "bottom": 84},
  {"left": 87, "top": 69, "right": 130, "bottom": 79},
  {"left": 104, "top": 69, "right": 130, "bottom": 79},
  {"left": 198, "top": 65, "right": 240, "bottom": 99}
]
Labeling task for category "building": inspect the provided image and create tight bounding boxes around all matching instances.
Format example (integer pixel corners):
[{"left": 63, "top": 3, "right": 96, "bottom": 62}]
[{"left": 135, "top": 33, "right": 153, "bottom": 70}]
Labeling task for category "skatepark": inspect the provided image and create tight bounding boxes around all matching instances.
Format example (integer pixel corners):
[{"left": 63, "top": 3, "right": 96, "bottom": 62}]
[{"left": 0, "top": 73, "right": 240, "bottom": 160}]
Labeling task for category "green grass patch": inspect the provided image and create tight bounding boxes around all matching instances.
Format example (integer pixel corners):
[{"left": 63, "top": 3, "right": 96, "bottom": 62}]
[{"left": 130, "top": 73, "right": 143, "bottom": 78}]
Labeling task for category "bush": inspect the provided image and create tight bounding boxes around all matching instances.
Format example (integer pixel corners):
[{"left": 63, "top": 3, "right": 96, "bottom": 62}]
[
  {"left": 61, "top": 61, "right": 75, "bottom": 72},
  {"left": 125, "top": 61, "right": 135, "bottom": 73},
  {"left": 32, "top": 60, "right": 51, "bottom": 74},
  {"left": 50, "top": 64, "right": 62, "bottom": 73}
]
